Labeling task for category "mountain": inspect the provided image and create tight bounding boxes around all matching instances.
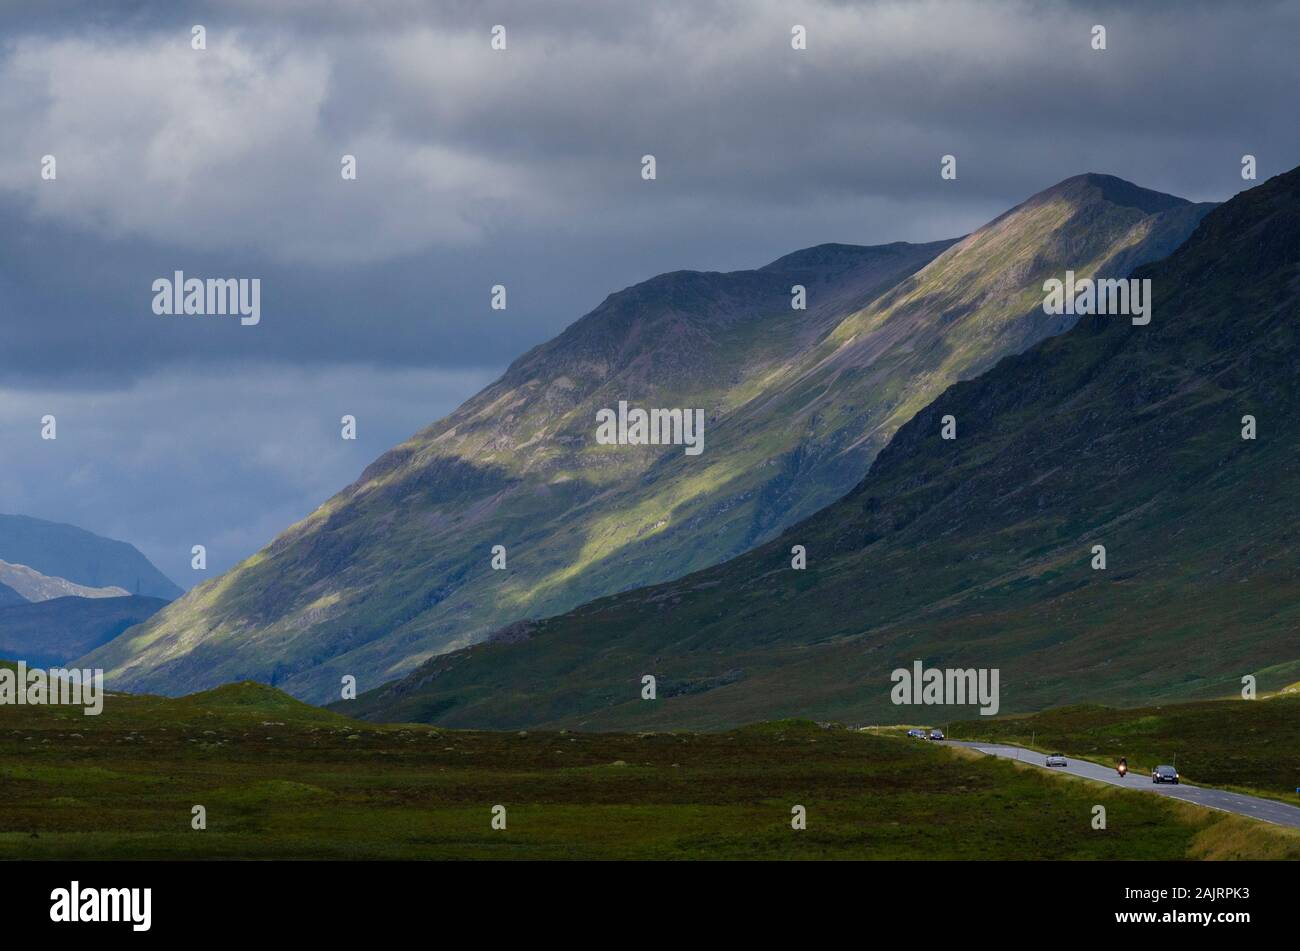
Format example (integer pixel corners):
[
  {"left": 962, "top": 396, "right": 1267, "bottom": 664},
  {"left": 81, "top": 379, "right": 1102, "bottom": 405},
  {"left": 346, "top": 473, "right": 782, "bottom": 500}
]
[
  {"left": 0, "top": 559, "right": 131, "bottom": 602},
  {"left": 0, "top": 595, "right": 169, "bottom": 667},
  {"left": 87, "top": 174, "right": 1213, "bottom": 703},
  {"left": 0, "top": 514, "right": 182, "bottom": 599},
  {"left": 0, "top": 582, "right": 26, "bottom": 607},
  {"left": 343, "top": 167, "right": 1299, "bottom": 730}
]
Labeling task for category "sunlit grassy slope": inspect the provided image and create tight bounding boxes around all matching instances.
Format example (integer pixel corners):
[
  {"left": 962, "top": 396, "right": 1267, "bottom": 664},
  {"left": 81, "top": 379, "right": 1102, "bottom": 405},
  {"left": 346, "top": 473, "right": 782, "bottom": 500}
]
[
  {"left": 86, "top": 175, "right": 1210, "bottom": 703},
  {"left": 347, "top": 169, "right": 1298, "bottom": 731}
]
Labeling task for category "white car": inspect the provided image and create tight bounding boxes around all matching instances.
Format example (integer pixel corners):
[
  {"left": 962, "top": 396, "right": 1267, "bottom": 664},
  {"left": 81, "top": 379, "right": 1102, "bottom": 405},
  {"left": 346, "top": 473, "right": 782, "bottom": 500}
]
[{"left": 1045, "top": 753, "right": 1068, "bottom": 767}]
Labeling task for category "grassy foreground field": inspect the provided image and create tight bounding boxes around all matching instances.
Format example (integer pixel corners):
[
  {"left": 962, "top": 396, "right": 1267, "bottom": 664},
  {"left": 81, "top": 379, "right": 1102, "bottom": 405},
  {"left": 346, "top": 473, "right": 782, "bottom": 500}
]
[
  {"left": 2, "top": 671, "right": 1297, "bottom": 860},
  {"left": 948, "top": 691, "right": 1300, "bottom": 805}
]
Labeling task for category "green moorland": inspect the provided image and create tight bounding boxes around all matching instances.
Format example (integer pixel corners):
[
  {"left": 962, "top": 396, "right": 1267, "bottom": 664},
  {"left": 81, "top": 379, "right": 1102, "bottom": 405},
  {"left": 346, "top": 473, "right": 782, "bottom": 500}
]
[
  {"left": 949, "top": 690, "right": 1300, "bottom": 805},
  {"left": 0, "top": 669, "right": 1296, "bottom": 860}
]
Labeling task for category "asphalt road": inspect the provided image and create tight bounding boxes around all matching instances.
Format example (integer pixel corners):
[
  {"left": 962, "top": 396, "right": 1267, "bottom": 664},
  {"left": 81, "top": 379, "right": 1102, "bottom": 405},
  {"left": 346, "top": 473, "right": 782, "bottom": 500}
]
[{"left": 945, "top": 740, "right": 1300, "bottom": 829}]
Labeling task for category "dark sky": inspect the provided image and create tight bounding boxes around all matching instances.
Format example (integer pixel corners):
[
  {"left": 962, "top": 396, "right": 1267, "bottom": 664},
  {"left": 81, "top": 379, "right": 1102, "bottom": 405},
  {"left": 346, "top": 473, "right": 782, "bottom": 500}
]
[{"left": 2, "top": 0, "right": 1297, "bottom": 586}]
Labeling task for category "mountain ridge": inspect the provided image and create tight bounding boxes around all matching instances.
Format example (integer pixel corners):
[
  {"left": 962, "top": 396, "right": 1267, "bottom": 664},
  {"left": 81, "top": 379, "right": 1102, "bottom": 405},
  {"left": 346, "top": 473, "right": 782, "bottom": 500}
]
[
  {"left": 87, "top": 173, "right": 1216, "bottom": 703},
  {"left": 0, "top": 559, "right": 131, "bottom": 602},
  {"left": 343, "top": 167, "right": 1298, "bottom": 730}
]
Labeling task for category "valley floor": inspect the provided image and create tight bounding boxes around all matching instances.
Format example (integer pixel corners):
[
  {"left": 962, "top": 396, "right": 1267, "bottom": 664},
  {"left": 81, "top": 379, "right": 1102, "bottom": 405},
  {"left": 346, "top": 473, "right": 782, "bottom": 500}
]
[{"left": 1, "top": 683, "right": 1297, "bottom": 860}]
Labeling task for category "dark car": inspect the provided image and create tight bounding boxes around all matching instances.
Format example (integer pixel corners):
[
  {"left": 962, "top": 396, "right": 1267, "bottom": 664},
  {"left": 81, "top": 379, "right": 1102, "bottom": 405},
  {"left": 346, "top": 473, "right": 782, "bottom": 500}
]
[
  {"left": 906, "top": 729, "right": 927, "bottom": 739},
  {"left": 928, "top": 729, "right": 945, "bottom": 740},
  {"left": 1152, "top": 765, "right": 1180, "bottom": 784}
]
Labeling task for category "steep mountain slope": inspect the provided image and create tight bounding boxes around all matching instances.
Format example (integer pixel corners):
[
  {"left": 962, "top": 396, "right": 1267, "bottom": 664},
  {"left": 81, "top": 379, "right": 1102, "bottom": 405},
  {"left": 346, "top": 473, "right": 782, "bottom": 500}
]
[
  {"left": 0, "top": 595, "right": 168, "bottom": 666},
  {"left": 0, "top": 515, "right": 181, "bottom": 599},
  {"left": 0, "top": 560, "right": 130, "bottom": 602},
  {"left": 346, "top": 168, "right": 1299, "bottom": 730},
  {"left": 90, "top": 175, "right": 1212, "bottom": 703}
]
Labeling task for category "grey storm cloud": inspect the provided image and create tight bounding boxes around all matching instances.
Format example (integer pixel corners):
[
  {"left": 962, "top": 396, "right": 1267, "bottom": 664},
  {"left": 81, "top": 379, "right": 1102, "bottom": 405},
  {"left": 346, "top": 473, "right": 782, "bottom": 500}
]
[
  {"left": 1, "top": 0, "right": 1297, "bottom": 583},
  {"left": 3, "top": 0, "right": 1298, "bottom": 382}
]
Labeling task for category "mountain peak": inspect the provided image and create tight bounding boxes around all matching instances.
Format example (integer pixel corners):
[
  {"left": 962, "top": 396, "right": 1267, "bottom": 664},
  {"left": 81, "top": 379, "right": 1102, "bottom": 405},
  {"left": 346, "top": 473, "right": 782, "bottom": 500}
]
[{"left": 1028, "top": 172, "right": 1192, "bottom": 215}]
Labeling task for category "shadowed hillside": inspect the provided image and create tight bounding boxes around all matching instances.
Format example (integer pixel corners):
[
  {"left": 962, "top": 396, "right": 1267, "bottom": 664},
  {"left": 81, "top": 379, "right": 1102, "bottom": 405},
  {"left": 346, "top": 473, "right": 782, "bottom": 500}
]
[{"left": 0, "top": 595, "right": 168, "bottom": 666}]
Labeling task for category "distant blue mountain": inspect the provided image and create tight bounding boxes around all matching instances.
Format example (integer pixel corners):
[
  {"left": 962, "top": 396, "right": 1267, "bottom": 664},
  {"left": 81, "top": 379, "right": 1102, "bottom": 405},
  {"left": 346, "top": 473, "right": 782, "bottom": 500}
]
[{"left": 0, "top": 515, "right": 181, "bottom": 600}]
